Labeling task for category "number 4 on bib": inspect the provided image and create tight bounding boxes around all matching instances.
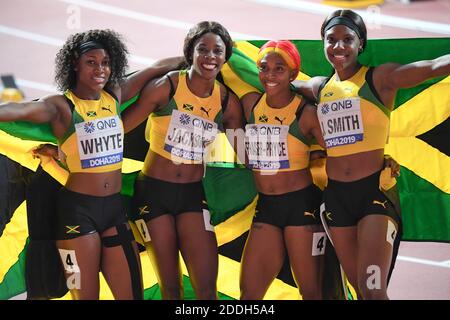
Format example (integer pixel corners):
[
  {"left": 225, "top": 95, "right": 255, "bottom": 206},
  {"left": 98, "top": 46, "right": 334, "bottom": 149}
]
[{"left": 312, "top": 232, "right": 327, "bottom": 256}]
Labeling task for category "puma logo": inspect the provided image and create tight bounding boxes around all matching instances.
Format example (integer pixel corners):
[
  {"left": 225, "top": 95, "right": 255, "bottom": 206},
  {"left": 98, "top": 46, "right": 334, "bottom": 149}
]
[
  {"left": 274, "top": 116, "right": 286, "bottom": 125},
  {"left": 200, "top": 107, "right": 211, "bottom": 117},
  {"left": 102, "top": 106, "right": 113, "bottom": 113},
  {"left": 304, "top": 210, "right": 316, "bottom": 219},
  {"left": 373, "top": 200, "right": 388, "bottom": 209}
]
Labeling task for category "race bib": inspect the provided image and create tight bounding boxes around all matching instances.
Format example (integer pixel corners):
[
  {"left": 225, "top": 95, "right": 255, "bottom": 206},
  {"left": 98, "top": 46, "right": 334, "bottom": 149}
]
[
  {"left": 318, "top": 97, "right": 364, "bottom": 148},
  {"left": 164, "top": 109, "right": 218, "bottom": 161},
  {"left": 75, "top": 116, "right": 123, "bottom": 169},
  {"left": 245, "top": 124, "right": 289, "bottom": 170}
]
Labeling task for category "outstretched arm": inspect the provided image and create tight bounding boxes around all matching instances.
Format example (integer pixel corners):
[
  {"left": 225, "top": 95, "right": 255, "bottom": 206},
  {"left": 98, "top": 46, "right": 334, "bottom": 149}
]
[
  {"left": 121, "top": 74, "right": 172, "bottom": 133},
  {"left": 0, "top": 95, "right": 63, "bottom": 123},
  {"left": 376, "top": 54, "right": 450, "bottom": 91},
  {"left": 119, "top": 56, "right": 185, "bottom": 103}
]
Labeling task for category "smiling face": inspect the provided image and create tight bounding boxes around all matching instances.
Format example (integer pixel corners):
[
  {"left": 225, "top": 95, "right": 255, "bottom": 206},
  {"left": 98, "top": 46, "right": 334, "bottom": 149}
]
[
  {"left": 191, "top": 32, "right": 226, "bottom": 80},
  {"left": 75, "top": 48, "right": 111, "bottom": 95},
  {"left": 323, "top": 25, "right": 362, "bottom": 74},
  {"left": 258, "top": 52, "right": 296, "bottom": 95}
]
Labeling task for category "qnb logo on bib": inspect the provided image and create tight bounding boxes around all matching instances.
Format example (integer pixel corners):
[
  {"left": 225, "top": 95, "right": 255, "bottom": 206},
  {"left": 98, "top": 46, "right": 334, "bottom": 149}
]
[
  {"left": 318, "top": 97, "right": 364, "bottom": 148},
  {"left": 164, "top": 109, "right": 218, "bottom": 162},
  {"left": 75, "top": 116, "right": 123, "bottom": 169},
  {"left": 245, "top": 124, "right": 290, "bottom": 170}
]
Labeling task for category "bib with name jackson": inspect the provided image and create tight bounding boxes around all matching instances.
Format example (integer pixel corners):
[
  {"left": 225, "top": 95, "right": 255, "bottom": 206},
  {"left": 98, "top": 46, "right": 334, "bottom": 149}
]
[
  {"left": 59, "top": 90, "right": 124, "bottom": 173},
  {"left": 245, "top": 93, "right": 310, "bottom": 172},
  {"left": 147, "top": 70, "right": 223, "bottom": 164},
  {"left": 164, "top": 109, "right": 218, "bottom": 162},
  {"left": 317, "top": 66, "right": 391, "bottom": 157}
]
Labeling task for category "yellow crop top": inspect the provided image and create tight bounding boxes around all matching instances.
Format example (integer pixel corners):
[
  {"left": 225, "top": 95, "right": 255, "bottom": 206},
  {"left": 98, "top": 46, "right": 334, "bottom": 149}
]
[
  {"left": 147, "top": 70, "right": 223, "bottom": 164},
  {"left": 245, "top": 93, "right": 310, "bottom": 172},
  {"left": 317, "top": 66, "right": 390, "bottom": 157},
  {"left": 59, "top": 90, "right": 123, "bottom": 173}
]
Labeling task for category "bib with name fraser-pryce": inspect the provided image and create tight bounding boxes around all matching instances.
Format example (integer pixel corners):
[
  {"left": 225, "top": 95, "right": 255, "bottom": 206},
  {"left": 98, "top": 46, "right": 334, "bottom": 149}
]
[
  {"left": 318, "top": 97, "right": 364, "bottom": 148},
  {"left": 245, "top": 124, "right": 290, "bottom": 170},
  {"left": 164, "top": 109, "right": 218, "bottom": 162},
  {"left": 75, "top": 116, "right": 123, "bottom": 169}
]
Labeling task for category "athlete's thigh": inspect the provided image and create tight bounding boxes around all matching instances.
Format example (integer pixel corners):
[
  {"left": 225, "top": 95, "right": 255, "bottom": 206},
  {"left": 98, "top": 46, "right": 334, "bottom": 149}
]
[
  {"left": 356, "top": 214, "right": 397, "bottom": 293},
  {"left": 284, "top": 225, "right": 324, "bottom": 296},
  {"left": 146, "top": 214, "right": 181, "bottom": 282},
  {"left": 56, "top": 232, "right": 101, "bottom": 300},
  {"left": 101, "top": 223, "right": 142, "bottom": 300},
  {"left": 329, "top": 226, "right": 358, "bottom": 288},
  {"left": 240, "top": 223, "right": 285, "bottom": 297},
  {"left": 176, "top": 212, "right": 218, "bottom": 276}
]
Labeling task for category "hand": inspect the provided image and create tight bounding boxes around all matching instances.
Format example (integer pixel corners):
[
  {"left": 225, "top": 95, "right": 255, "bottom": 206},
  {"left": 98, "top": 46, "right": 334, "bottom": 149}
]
[
  {"left": 384, "top": 155, "right": 400, "bottom": 178},
  {"left": 32, "top": 143, "right": 59, "bottom": 160}
]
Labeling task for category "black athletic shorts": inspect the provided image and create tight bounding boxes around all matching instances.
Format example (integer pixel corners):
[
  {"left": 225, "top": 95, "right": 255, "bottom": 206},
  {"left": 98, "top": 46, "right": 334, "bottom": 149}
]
[
  {"left": 253, "top": 184, "right": 323, "bottom": 228},
  {"left": 323, "top": 169, "right": 401, "bottom": 227},
  {"left": 56, "top": 188, "right": 127, "bottom": 240},
  {"left": 131, "top": 174, "right": 207, "bottom": 222}
]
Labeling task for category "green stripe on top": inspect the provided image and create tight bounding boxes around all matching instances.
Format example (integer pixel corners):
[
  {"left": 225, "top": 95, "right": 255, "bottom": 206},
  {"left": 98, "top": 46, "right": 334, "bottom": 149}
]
[
  {"left": 288, "top": 118, "right": 310, "bottom": 147},
  {"left": 248, "top": 109, "right": 255, "bottom": 124},
  {"left": 398, "top": 166, "right": 450, "bottom": 242},
  {"left": 120, "top": 94, "right": 139, "bottom": 113},
  {"left": 214, "top": 111, "right": 224, "bottom": 132},
  {"left": 153, "top": 97, "right": 178, "bottom": 117},
  {"left": 359, "top": 81, "right": 390, "bottom": 118},
  {"left": 57, "top": 108, "right": 82, "bottom": 145}
]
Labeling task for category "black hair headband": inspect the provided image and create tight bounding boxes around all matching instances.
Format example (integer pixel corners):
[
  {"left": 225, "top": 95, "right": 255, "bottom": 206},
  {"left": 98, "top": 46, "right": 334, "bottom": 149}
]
[
  {"left": 324, "top": 16, "right": 362, "bottom": 39},
  {"left": 77, "top": 40, "right": 105, "bottom": 55}
]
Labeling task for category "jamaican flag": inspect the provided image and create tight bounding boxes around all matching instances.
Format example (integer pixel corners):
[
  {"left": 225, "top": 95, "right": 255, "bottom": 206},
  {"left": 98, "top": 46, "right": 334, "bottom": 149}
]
[{"left": 1, "top": 38, "right": 449, "bottom": 300}]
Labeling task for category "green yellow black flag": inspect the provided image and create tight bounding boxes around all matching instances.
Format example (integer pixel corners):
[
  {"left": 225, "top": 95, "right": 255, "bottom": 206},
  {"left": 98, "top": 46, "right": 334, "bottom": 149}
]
[{"left": 0, "top": 38, "right": 449, "bottom": 300}]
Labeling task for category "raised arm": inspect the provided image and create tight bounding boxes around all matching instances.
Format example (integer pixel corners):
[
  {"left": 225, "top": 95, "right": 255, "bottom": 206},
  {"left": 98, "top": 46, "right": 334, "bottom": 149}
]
[
  {"left": 119, "top": 56, "right": 185, "bottom": 103},
  {"left": 121, "top": 73, "right": 173, "bottom": 133},
  {"left": 376, "top": 54, "right": 450, "bottom": 90},
  {"left": 374, "top": 54, "right": 450, "bottom": 107},
  {"left": 0, "top": 95, "right": 64, "bottom": 123}
]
